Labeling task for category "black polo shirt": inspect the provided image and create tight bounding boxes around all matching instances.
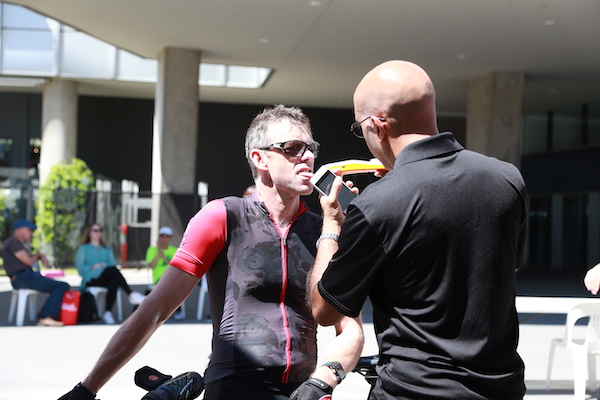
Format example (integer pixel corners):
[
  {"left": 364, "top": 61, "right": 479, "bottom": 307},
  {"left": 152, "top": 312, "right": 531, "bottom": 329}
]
[{"left": 319, "top": 132, "right": 527, "bottom": 399}]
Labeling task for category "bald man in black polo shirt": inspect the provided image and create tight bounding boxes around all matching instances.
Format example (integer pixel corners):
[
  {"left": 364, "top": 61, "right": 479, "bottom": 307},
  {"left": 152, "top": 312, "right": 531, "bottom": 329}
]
[{"left": 309, "top": 60, "right": 528, "bottom": 400}]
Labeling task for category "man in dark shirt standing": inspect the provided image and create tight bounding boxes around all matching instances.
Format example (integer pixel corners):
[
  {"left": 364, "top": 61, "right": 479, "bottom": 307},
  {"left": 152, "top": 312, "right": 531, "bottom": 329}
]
[
  {"left": 3, "top": 219, "right": 70, "bottom": 326},
  {"left": 309, "top": 60, "right": 528, "bottom": 399}
]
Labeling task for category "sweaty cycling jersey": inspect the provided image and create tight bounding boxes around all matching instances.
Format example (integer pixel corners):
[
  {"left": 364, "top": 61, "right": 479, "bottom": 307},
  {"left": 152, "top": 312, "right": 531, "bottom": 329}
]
[{"left": 170, "top": 194, "right": 322, "bottom": 386}]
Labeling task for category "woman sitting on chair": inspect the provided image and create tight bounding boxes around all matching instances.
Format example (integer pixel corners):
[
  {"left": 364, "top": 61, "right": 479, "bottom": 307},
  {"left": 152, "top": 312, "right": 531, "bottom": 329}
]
[{"left": 75, "top": 222, "right": 145, "bottom": 324}]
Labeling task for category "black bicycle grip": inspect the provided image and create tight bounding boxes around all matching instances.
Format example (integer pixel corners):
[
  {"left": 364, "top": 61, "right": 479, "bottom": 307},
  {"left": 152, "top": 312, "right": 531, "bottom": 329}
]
[{"left": 141, "top": 371, "right": 204, "bottom": 400}]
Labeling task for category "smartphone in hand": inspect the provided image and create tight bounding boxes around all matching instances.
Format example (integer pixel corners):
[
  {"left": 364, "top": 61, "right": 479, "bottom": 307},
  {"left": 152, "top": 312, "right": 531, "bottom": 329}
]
[{"left": 311, "top": 165, "right": 357, "bottom": 213}]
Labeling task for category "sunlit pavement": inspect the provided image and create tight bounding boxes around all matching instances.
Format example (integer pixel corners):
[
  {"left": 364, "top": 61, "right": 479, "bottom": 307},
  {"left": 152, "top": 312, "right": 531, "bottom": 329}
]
[{"left": 0, "top": 269, "right": 596, "bottom": 400}]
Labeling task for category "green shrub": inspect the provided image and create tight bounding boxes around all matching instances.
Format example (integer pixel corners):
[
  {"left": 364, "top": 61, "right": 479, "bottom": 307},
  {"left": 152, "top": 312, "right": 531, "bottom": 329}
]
[{"left": 33, "top": 158, "right": 95, "bottom": 266}]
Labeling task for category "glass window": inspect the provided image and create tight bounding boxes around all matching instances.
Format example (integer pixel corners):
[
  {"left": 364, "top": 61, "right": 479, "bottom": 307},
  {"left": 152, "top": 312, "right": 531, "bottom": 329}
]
[
  {"left": 527, "top": 196, "right": 551, "bottom": 267},
  {"left": 523, "top": 114, "right": 548, "bottom": 155},
  {"left": 1, "top": 30, "right": 55, "bottom": 74},
  {"left": 28, "top": 138, "right": 41, "bottom": 168},
  {"left": 562, "top": 194, "right": 587, "bottom": 270},
  {"left": 588, "top": 100, "right": 600, "bottom": 146},
  {"left": 2, "top": 3, "right": 57, "bottom": 30},
  {"left": 227, "top": 65, "right": 271, "bottom": 88},
  {"left": 0, "top": 138, "right": 13, "bottom": 167},
  {"left": 117, "top": 50, "right": 156, "bottom": 82},
  {"left": 227, "top": 65, "right": 258, "bottom": 88},
  {"left": 257, "top": 68, "right": 271, "bottom": 87},
  {"left": 60, "top": 30, "right": 116, "bottom": 79},
  {"left": 200, "top": 64, "right": 226, "bottom": 86},
  {"left": 552, "top": 105, "right": 583, "bottom": 151}
]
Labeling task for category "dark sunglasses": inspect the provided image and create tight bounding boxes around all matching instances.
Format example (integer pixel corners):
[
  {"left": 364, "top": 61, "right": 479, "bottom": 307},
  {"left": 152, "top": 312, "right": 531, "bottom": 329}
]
[
  {"left": 91, "top": 228, "right": 103, "bottom": 232},
  {"left": 259, "top": 140, "right": 320, "bottom": 158},
  {"left": 160, "top": 234, "right": 172, "bottom": 238},
  {"left": 350, "top": 116, "right": 386, "bottom": 139}
]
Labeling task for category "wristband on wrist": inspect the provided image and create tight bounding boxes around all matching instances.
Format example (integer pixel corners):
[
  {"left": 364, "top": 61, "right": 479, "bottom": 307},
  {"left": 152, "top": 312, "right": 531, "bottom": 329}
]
[
  {"left": 321, "top": 361, "right": 346, "bottom": 384},
  {"left": 316, "top": 233, "right": 339, "bottom": 250}
]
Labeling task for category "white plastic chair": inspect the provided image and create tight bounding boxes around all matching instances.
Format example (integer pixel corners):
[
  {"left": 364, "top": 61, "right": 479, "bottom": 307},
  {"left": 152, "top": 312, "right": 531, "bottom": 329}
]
[
  {"left": 546, "top": 302, "right": 600, "bottom": 400},
  {"left": 8, "top": 289, "right": 40, "bottom": 326},
  {"left": 196, "top": 276, "right": 209, "bottom": 321},
  {"left": 86, "top": 286, "right": 123, "bottom": 321}
]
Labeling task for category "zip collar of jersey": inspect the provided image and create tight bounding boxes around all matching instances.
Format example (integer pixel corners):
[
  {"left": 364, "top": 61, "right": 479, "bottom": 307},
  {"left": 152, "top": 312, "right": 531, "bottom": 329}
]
[{"left": 251, "top": 191, "right": 309, "bottom": 223}]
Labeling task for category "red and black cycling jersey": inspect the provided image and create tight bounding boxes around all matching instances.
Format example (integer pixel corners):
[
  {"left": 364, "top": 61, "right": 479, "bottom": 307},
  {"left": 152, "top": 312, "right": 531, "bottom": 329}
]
[{"left": 171, "top": 194, "right": 322, "bottom": 386}]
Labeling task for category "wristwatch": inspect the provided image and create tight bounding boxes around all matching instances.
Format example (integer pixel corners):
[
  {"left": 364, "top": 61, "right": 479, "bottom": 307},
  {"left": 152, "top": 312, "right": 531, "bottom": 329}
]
[
  {"left": 321, "top": 361, "right": 346, "bottom": 384},
  {"left": 316, "top": 232, "right": 339, "bottom": 250}
]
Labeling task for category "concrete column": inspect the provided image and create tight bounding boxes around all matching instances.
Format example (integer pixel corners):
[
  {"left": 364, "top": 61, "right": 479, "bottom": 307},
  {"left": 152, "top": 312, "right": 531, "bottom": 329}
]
[
  {"left": 151, "top": 47, "right": 201, "bottom": 241},
  {"left": 38, "top": 78, "right": 78, "bottom": 185},
  {"left": 466, "top": 72, "right": 524, "bottom": 166}
]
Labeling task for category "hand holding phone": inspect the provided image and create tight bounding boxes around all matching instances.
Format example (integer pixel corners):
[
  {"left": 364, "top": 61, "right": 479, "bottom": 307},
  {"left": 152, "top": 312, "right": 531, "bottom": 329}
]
[{"left": 311, "top": 165, "right": 357, "bottom": 213}]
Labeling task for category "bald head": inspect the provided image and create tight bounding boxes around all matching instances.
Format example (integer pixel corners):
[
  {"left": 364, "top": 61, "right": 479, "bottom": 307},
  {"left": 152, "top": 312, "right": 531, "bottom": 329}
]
[{"left": 353, "top": 60, "right": 438, "bottom": 137}]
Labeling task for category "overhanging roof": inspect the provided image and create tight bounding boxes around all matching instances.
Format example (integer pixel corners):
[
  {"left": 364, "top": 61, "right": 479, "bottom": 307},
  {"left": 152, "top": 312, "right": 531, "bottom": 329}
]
[{"left": 6, "top": 0, "right": 600, "bottom": 114}]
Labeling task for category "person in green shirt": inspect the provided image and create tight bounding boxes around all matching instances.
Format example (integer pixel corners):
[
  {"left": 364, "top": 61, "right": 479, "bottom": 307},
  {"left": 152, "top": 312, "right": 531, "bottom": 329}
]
[{"left": 145, "top": 226, "right": 182, "bottom": 319}]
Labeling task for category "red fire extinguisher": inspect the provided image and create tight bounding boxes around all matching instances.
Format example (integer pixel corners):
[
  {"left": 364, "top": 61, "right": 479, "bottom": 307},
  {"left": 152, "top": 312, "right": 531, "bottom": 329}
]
[{"left": 60, "top": 290, "right": 81, "bottom": 325}]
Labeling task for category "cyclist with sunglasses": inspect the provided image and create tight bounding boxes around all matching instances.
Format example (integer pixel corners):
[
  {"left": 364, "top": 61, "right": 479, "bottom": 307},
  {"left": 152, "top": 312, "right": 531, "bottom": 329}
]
[
  {"left": 309, "top": 61, "right": 528, "bottom": 400},
  {"left": 58, "top": 105, "right": 363, "bottom": 400}
]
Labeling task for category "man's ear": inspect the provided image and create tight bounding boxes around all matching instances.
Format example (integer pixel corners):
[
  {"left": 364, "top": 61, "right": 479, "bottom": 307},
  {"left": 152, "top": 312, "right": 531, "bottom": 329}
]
[
  {"left": 374, "top": 118, "right": 388, "bottom": 142},
  {"left": 250, "top": 149, "right": 269, "bottom": 173}
]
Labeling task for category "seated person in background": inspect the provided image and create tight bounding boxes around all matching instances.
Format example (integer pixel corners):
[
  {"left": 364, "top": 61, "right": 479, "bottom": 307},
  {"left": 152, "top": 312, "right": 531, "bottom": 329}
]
[
  {"left": 145, "top": 226, "right": 183, "bottom": 320},
  {"left": 2, "top": 219, "right": 70, "bottom": 326},
  {"left": 76, "top": 222, "right": 145, "bottom": 324},
  {"left": 584, "top": 262, "right": 600, "bottom": 295}
]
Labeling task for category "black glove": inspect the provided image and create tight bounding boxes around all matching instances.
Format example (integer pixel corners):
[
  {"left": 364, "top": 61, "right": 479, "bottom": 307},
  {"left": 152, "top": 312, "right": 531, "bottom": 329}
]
[
  {"left": 289, "top": 378, "right": 333, "bottom": 400},
  {"left": 57, "top": 383, "right": 96, "bottom": 400}
]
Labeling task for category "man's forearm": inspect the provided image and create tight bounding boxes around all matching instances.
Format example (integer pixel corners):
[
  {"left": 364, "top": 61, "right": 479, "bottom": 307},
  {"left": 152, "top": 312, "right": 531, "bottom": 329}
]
[
  {"left": 311, "top": 315, "right": 364, "bottom": 388},
  {"left": 308, "top": 236, "right": 344, "bottom": 326},
  {"left": 148, "top": 256, "right": 159, "bottom": 269},
  {"left": 81, "top": 302, "right": 163, "bottom": 393},
  {"left": 37, "top": 252, "right": 52, "bottom": 268},
  {"left": 81, "top": 267, "right": 199, "bottom": 394}
]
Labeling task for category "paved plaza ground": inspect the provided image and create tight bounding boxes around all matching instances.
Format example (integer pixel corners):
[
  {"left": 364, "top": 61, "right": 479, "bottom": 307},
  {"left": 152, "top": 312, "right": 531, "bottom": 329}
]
[{"left": 0, "top": 267, "right": 597, "bottom": 400}]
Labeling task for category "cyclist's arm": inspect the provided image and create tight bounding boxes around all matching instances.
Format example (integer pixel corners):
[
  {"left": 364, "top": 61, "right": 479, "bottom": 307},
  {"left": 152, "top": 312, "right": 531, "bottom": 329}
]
[
  {"left": 311, "top": 315, "right": 364, "bottom": 388},
  {"left": 81, "top": 266, "right": 199, "bottom": 394}
]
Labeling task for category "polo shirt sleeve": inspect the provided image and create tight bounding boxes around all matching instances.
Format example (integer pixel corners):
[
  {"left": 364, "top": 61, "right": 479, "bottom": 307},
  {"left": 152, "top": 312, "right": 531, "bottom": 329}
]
[
  {"left": 2, "top": 238, "right": 28, "bottom": 275},
  {"left": 170, "top": 199, "right": 227, "bottom": 278},
  {"left": 318, "top": 207, "right": 388, "bottom": 317},
  {"left": 4, "top": 237, "right": 24, "bottom": 256}
]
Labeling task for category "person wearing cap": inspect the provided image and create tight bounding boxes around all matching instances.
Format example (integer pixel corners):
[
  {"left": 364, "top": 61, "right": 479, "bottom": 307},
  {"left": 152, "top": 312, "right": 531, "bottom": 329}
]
[
  {"left": 144, "top": 226, "right": 182, "bottom": 319},
  {"left": 145, "top": 226, "right": 177, "bottom": 285},
  {"left": 1, "top": 219, "right": 70, "bottom": 326}
]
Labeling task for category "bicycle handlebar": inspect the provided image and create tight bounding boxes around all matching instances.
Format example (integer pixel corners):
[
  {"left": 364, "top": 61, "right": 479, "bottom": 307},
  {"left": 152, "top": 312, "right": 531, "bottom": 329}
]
[
  {"left": 135, "top": 367, "right": 204, "bottom": 400},
  {"left": 352, "top": 355, "right": 379, "bottom": 387},
  {"left": 135, "top": 356, "right": 379, "bottom": 399}
]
